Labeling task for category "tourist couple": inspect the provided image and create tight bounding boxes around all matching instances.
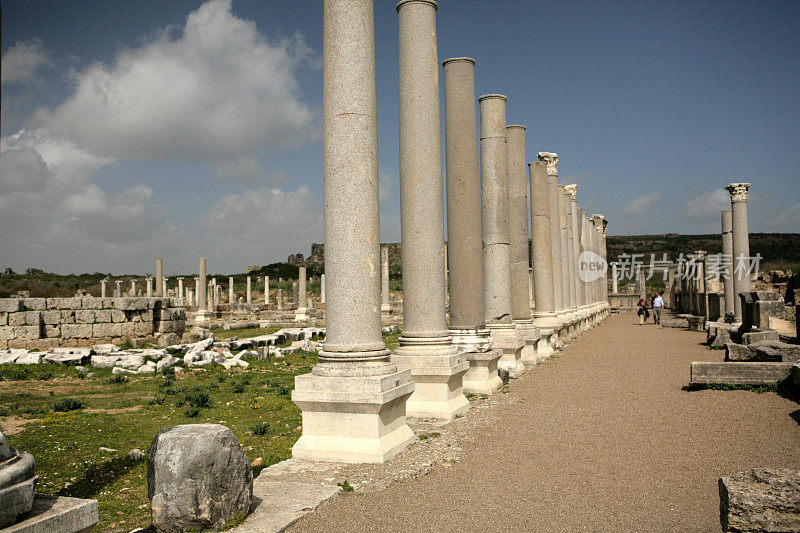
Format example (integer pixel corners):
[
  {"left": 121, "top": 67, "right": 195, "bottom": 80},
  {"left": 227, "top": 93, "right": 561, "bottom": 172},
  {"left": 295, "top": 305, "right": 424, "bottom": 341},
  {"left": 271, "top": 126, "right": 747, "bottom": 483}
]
[{"left": 637, "top": 292, "right": 664, "bottom": 325}]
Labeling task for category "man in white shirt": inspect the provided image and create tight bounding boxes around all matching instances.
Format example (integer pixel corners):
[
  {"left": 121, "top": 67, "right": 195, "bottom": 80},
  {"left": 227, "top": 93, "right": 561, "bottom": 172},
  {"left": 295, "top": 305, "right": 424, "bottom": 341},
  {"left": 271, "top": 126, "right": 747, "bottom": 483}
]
[{"left": 652, "top": 292, "right": 664, "bottom": 325}]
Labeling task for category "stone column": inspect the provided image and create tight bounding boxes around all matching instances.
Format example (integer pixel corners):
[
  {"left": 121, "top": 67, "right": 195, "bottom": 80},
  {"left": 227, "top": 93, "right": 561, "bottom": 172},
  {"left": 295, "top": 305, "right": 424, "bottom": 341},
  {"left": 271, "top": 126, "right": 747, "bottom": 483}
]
[
  {"left": 177, "top": 277, "right": 184, "bottom": 305},
  {"left": 506, "top": 124, "right": 539, "bottom": 363},
  {"left": 196, "top": 257, "right": 209, "bottom": 323},
  {"left": 611, "top": 262, "right": 619, "bottom": 293},
  {"left": 726, "top": 183, "right": 751, "bottom": 323},
  {"left": 380, "top": 245, "right": 391, "bottom": 314},
  {"left": 155, "top": 258, "right": 164, "bottom": 297},
  {"left": 319, "top": 274, "right": 325, "bottom": 305},
  {"left": 229, "top": 277, "right": 235, "bottom": 307},
  {"left": 163, "top": 277, "right": 168, "bottom": 299},
  {"left": 478, "top": 93, "right": 524, "bottom": 377},
  {"left": 295, "top": 266, "right": 308, "bottom": 321},
  {"left": 391, "top": 0, "right": 468, "bottom": 420},
  {"left": 187, "top": 288, "right": 193, "bottom": 306},
  {"left": 529, "top": 161, "right": 558, "bottom": 356},
  {"left": 539, "top": 153, "right": 564, "bottom": 316},
  {"left": 130, "top": 279, "right": 136, "bottom": 296},
  {"left": 563, "top": 188, "right": 578, "bottom": 309},
  {"left": 721, "top": 209, "right": 734, "bottom": 320},
  {"left": 146, "top": 277, "right": 153, "bottom": 298},
  {"left": 246, "top": 276, "right": 252, "bottom": 306},
  {"left": 558, "top": 186, "right": 573, "bottom": 321},
  {"left": 277, "top": 289, "right": 284, "bottom": 311},
  {"left": 264, "top": 276, "right": 270, "bottom": 305},
  {"left": 214, "top": 284, "right": 221, "bottom": 308},
  {"left": 101, "top": 279, "right": 107, "bottom": 298},
  {"left": 442, "top": 56, "right": 500, "bottom": 394},
  {"left": 291, "top": 0, "right": 415, "bottom": 463},
  {"left": 114, "top": 280, "right": 122, "bottom": 297}
]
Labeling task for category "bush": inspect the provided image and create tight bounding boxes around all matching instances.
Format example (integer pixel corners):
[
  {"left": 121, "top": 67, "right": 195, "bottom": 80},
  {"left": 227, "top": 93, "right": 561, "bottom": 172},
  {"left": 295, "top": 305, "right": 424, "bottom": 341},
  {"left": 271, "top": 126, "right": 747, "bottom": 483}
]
[
  {"left": 232, "top": 382, "right": 246, "bottom": 394},
  {"left": 107, "top": 374, "right": 128, "bottom": 384},
  {"left": 53, "top": 398, "right": 85, "bottom": 412},
  {"left": 251, "top": 422, "right": 270, "bottom": 436},
  {"left": 38, "top": 372, "right": 53, "bottom": 381},
  {"left": 185, "top": 391, "right": 211, "bottom": 408},
  {"left": 276, "top": 386, "right": 290, "bottom": 396},
  {"left": 162, "top": 367, "right": 175, "bottom": 378},
  {"left": 184, "top": 407, "right": 200, "bottom": 418},
  {"left": 148, "top": 395, "right": 166, "bottom": 406}
]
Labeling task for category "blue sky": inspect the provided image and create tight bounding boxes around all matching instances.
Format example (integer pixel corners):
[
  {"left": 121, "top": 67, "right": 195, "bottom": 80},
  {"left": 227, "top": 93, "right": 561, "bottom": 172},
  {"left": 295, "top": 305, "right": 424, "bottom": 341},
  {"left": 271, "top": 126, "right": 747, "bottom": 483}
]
[{"left": 2, "top": 0, "right": 798, "bottom": 275}]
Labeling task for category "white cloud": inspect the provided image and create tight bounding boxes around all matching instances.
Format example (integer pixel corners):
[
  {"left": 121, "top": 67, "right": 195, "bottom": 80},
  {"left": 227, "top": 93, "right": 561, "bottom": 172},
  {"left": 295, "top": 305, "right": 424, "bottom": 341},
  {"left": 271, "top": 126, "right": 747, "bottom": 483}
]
[
  {"left": 624, "top": 192, "right": 661, "bottom": 217},
  {"left": 34, "top": 0, "right": 318, "bottom": 171},
  {"left": 763, "top": 202, "right": 800, "bottom": 232},
  {"left": 201, "top": 186, "right": 323, "bottom": 269},
  {"left": 1, "top": 39, "right": 51, "bottom": 85},
  {"left": 0, "top": 129, "right": 175, "bottom": 273},
  {"left": 564, "top": 170, "right": 591, "bottom": 185},
  {"left": 682, "top": 188, "right": 730, "bottom": 223}
]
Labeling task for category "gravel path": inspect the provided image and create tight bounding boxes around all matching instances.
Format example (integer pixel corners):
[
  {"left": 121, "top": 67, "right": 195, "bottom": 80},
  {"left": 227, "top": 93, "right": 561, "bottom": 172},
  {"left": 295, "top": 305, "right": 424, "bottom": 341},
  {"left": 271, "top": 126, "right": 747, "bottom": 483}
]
[{"left": 290, "top": 311, "right": 800, "bottom": 532}]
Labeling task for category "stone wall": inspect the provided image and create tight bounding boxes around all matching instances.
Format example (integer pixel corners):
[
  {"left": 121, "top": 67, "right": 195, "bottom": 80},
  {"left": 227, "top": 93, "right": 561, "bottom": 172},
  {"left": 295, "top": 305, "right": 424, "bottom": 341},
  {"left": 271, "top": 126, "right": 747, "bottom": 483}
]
[
  {"left": 0, "top": 297, "right": 185, "bottom": 350},
  {"left": 608, "top": 293, "right": 640, "bottom": 310}
]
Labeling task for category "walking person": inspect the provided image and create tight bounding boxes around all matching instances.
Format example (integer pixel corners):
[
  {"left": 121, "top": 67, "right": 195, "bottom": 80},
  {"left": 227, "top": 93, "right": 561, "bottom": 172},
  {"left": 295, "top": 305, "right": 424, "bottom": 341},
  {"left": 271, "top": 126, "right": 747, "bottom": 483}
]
[
  {"left": 652, "top": 291, "right": 664, "bottom": 325},
  {"left": 637, "top": 297, "right": 649, "bottom": 325}
]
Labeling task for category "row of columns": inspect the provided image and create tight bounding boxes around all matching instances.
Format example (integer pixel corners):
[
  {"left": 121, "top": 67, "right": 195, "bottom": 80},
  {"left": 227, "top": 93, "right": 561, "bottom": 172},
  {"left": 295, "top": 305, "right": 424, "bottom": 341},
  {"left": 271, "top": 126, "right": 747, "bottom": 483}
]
[{"left": 291, "top": 0, "right": 610, "bottom": 464}]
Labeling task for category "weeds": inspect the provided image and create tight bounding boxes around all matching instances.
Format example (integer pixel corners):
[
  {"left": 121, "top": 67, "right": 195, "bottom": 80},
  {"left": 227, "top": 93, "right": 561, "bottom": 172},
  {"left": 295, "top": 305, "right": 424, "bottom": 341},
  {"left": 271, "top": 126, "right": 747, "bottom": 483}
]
[
  {"left": 53, "top": 398, "right": 85, "bottom": 412},
  {"left": 251, "top": 422, "right": 270, "bottom": 436},
  {"left": 337, "top": 480, "right": 354, "bottom": 492}
]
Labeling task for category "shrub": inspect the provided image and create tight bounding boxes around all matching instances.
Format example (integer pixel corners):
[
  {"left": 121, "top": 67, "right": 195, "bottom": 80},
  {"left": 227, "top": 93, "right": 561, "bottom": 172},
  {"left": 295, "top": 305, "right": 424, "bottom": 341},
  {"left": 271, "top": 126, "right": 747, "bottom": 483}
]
[
  {"left": 185, "top": 391, "right": 211, "bottom": 408},
  {"left": 107, "top": 374, "right": 128, "bottom": 384},
  {"left": 53, "top": 398, "right": 85, "bottom": 412},
  {"left": 38, "top": 372, "right": 53, "bottom": 381},
  {"left": 251, "top": 422, "right": 270, "bottom": 436},
  {"left": 337, "top": 480, "right": 354, "bottom": 492},
  {"left": 184, "top": 407, "right": 200, "bottom": 418},
  {"left": 148, "top": 395, "right": 166, "bottom": 406},
  {"left": 232, "top": 382, "right": 246, "bottom": 394},
  {"left": 276, "top": 386, "right": 290, "bottom": 396},
  {"left": 161, "top": 367, "right": 175, "bottom": 378}
]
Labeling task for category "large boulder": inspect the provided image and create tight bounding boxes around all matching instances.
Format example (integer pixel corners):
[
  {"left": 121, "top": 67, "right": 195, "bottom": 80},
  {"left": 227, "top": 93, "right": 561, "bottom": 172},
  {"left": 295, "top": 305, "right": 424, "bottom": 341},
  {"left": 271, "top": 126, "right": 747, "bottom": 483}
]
[
  {"left": 719, "top": 469, "right": 800, "bottom": 532},
  {"left": 147, "top": 424, "right": 252, "bottom": 532}
]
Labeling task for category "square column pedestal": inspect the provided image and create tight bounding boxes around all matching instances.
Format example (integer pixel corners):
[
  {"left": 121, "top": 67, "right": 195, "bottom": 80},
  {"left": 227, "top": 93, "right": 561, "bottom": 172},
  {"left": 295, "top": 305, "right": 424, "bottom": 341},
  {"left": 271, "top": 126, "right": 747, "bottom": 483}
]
[
  {"left": 462, "top": 349, "right": 503, "bottom": 395},
  {"left": 291, "top": 369, "right": 417, "bottom": 463},
  {"left": 534, "top": 328, "right": 555, "bottom": 360},
  {"left": 487, "top": 324, "right": 525, "bottom": 378},
  {"left": 535, "top": 315, "right": 564, "bottom": 353},
  {"left": 294, "top": 307, "right": 309, "bottom": 322},
  {"left": 514, "top": 320, "right": 542, "bottom": 368},
  {"left": 391, "top": 339, "right": 470, "bottom": 421}
]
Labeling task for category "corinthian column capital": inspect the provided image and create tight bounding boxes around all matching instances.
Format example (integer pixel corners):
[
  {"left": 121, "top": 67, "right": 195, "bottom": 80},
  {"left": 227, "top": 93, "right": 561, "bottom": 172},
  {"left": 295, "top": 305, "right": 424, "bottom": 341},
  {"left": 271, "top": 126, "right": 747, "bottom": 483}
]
[
  {"left": 537, "top": 152, "right": 559, "bottom": 176},
  {"left": 725, "top": 182, "right": 750, "bottom": 202},
  {"left": 564, "top": 184, "right": 577, "bottom": 200}
]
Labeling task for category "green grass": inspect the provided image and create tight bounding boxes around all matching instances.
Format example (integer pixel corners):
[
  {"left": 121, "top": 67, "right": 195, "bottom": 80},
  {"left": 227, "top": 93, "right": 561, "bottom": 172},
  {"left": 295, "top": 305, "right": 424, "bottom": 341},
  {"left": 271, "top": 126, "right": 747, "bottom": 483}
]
[{"left": 417, "top": 432, "right": 441, "bottom": 441}]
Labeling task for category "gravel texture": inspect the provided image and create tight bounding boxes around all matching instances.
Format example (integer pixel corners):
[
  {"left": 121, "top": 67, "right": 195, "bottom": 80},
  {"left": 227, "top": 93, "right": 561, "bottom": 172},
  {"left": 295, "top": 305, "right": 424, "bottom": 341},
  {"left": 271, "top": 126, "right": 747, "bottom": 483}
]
[{"left": 290, "top": 311, "right": 800, "bottom": 532}]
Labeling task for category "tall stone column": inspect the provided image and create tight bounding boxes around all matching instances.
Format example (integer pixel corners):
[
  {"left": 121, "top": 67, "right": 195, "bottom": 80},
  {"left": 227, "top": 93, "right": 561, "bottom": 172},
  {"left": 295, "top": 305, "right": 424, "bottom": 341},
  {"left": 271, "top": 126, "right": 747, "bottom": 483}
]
[
  {"left": 380, "top": 245, "right": 391, "bottom": 314},
  {"left": 539, "top": 153, "right": 564, "bottom": 317},
  {"left": 194, "top": 278, "right": 199, "bottom": 306},
  {"left": 246, "top": 276, "right": 252, "bottom": 306},
  {"left": 277, "top": 289, "right": 284, "bottom": 311},
  {"left": 319, "top": 274, "right": 325, "bottom": 305},
  {"left": 292, "top": 282, "right": 298, "bottom": 306},
  {"left": 506, "top": 124, "right": 539, "bottom": 364},
  {"left": 196, "top": 257, "right": 209, "bottom": 324},
  {"left": 594, "top": 214, "right": 609, "bottom": 315},
  {"left": 292, "top": 0, "right": 415, "bottom": 464},
  {"left": 563, "top": 186, "right": 580, "bottom": 335},
  {"left": 177, "top": 277, "right": 184, "bottom": 306},
  {"left": 295, "top": 266, "right": 308, "bottom": 321},
  {"left": 130, "top": 279, "right": 137, "bottom": 296},
  {"left": 726, "top": 183, "right": 751, "bottom": 323},
  {"left": 479, "top": 94, "right": 524, "bottom": 377},
  {"left": 146, "top": 277, "right": 153, "bottom": 298},
  {"left": 557, "top": 186, "right": 571, "bottom": 311},
  {"left": 155, "top": 258, "right": 164, "bottom": 297},
  {"left": 100, "top": 279, "right": 107, "bottom": 298},
  {"left": 163, "top": 277, "right": 168, "bottom": 299},
  {"left": 114, "top": 280, "right": 122, "bottom": 298},
  {"left": 442, "top": 57, "right": 500, "bottom": 393},
  {"left": 529, "top": 161, "right": 558, "bottom": 356},
  {"left": 721, "top": 209, "right": 734, "bottom": 319},
  {"left": 391, "top": 0, "right": 468, "bottom": 420},
  {"left": 610, "top": 263, "right": 618, "bottom": 293},
  {"left": 264, "top": 276, "right": 270, "bottom": 305},
  {"left": 229, "top": 277, "right": 235, "bottom": 307}
]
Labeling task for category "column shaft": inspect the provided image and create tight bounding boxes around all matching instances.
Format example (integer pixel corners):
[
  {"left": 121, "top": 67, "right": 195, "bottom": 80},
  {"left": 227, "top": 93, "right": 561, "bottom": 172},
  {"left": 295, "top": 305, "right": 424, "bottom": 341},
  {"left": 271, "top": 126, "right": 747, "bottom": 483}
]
[
  {"left": 506, "top": 125, "right": 532, "bottom": 321},
  {"left": 529, "top": 161, "right": 555, "bottom": 317},
  {"left": 726, "top": 183, "right": 751, "bottom": 323},
  {"left": 155, "top": 258, "right": 164, "bottom": 297}
]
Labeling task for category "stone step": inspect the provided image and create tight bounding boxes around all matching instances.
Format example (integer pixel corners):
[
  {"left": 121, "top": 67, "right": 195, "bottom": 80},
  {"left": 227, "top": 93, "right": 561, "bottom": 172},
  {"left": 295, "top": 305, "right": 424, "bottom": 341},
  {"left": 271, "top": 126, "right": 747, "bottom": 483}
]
[{"left": 690, "top": 361, "right": 794, "bottom": 385}]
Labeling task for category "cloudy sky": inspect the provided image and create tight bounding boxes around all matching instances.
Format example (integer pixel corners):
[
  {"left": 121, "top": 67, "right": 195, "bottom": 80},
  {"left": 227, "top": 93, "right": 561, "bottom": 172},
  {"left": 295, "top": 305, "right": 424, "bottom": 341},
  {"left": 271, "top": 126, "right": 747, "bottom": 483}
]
[{"left": 2, "top": 0, "right": 798, "bottom": 275}]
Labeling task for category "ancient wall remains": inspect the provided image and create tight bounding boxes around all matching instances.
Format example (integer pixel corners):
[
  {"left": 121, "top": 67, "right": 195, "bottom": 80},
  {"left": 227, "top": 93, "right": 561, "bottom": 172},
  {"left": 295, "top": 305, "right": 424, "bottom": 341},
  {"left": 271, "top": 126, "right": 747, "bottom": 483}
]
[{"left": 0, "top": 297, "right": 185, "bottom": 350}]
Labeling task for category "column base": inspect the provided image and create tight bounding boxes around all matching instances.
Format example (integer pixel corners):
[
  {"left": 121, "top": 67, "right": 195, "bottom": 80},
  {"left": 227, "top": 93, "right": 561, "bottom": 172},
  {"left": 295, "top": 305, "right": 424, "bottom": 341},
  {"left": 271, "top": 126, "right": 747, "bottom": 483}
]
[
  {"left": 487, "top": 323, "right": 525, "bottom": 378},
  {"left": 514, "top": 320, "right": 541, "bottom": 367},
  {"left": 291, "top": 368, "right": 416, "bottom": 463},
  {"left": 462, "top": 349, "right": 503, "bottom": 395},
  {"left": 449, "top": 328, "right": 493, "bottom": 354},
  {"left": 533, "top": 328, "right": 555, "bottom": 361},
  {"left": 380, "top": 304, "right": 393, "bottom": 314},
  {"left": 294, "top": 307, "right": 309, "bottom": 321},
  {"left": 534, "top": 315, "right": 564, "bottom": 351},
  {"left": 391, "top": 337, "right": 469, "bottom": 421},
  {"left": 194, "top": 309, "right": 211, "bottom": 325}
]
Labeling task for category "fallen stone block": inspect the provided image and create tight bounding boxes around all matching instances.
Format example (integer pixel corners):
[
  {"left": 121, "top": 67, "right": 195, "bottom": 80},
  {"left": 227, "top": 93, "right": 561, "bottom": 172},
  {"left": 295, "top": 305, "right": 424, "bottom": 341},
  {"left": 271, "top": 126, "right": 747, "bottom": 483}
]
[
  {"left": 725, "top": 343, "right": 756, "bottom": 362},
  {"left": 750, "top": 341, "right": 800, "bottom": 363},
  {"left": 0, "top": 351, "right": 20, "bottom": 364},
  {"left": 661, "top": 318, "right": 689, "bottom": 328},
  {"left": 156, "top": 355, "right": 179, "bottom": 373},
  {"left": 690, "top": 361, "right": 794, "bottom": 385},
  {"left": 687, "top": 316, "right": 706, "bottom": 331},
  {"left": 43, "top": 348, "right": 92, "bottom": 366},
  {"left": 14, "top": 352, "right": 43, "bottom": 365},
  {"left": 137, "top": 362, "right": 157, "bottom": 375},
  {"left": 709, "top": 328, "right": 733, "bottom": 348},
  {"left": 147, "top": 424, "right": 252, "bottom": 532},
  {"left": 91, "top": 343, "right": 119, "bottom": 354},
  {"left": 3, "top": 494, "right": 99, "bottom": 533},
  {"left": 112, "top": 367, "right": 137, "bottom": 375},
  {"left": 719, "top": 469, "right": 800, "bottom": 532},
  {"left": 742, "top": 330, "right": 780, "bottom": 345}
]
